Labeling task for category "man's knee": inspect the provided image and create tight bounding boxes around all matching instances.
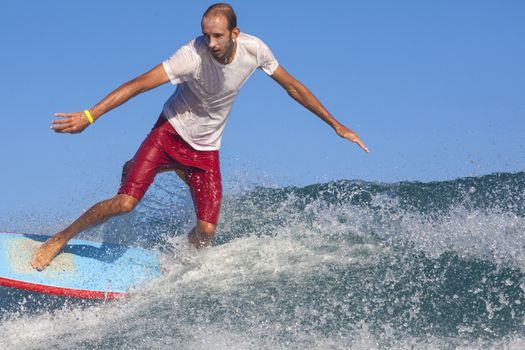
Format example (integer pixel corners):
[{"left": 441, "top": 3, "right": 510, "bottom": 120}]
[
  {"left": 197, "top": 220, "right": 216, "bottom": 238},
  {"left": 188, "top": 220, "right": 217, "bottom": 248},
  {"left": 113, "top": 194, "right": 139, "bottom": 214}
]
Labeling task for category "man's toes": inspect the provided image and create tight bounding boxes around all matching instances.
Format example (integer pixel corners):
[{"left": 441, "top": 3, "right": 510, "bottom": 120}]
[{"left": 31, "top": 260, "right": 41, "bottom": 270}]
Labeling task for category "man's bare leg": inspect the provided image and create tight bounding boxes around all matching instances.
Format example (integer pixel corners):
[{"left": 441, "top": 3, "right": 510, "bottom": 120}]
[
  {"left": 188, "top": 220, "right": 216, "bottom": 248},
  {"left": 31, "top": 194, "right": 139, "bottom": 271}
]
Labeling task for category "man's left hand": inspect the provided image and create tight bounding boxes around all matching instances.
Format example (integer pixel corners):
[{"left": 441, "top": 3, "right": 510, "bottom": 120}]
[{"left": 335, "top": 125, "right": 369, "bottom": 153}]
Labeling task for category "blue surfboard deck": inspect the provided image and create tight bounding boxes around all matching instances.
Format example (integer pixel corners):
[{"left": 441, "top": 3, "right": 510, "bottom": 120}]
[{"left": 0, "top": 232, "right": 163, "bottom": 299}]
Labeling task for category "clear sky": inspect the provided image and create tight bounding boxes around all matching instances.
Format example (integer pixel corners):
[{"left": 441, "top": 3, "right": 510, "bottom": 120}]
[{"left": 1, "top": 1, "right": 524, "bottom": 221}]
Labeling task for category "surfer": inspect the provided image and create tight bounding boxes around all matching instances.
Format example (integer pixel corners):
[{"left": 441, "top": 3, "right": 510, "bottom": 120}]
[{"left": 31, "top": 3, "right": 369, "bottom": 271}]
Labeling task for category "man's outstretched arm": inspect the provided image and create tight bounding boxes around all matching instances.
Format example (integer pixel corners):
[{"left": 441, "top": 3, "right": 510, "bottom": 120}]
[
  {"left": 51, "top": 64, "right": 170, "bottom": 134},
  {"left": 270, "top": 66, "right": 369, "bottom": 153}
]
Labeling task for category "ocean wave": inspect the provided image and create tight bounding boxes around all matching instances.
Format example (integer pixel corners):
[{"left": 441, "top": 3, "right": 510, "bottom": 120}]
[{"left": 1, "top": 172, "right": 525, "bottom": 349}]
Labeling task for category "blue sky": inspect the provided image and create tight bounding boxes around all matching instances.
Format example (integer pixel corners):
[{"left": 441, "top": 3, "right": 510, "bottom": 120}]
[{"left": 1, "top": 1, "right": 524, "bottom": 222}]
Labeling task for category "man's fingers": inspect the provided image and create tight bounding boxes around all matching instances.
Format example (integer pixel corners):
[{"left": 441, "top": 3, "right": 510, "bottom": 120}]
[
  {"left": 340, "top": 129, "right": 369, "bottom": 154},
  {"left": 51, "top": 115, "right": 74, "bottom": 130},
  {"left": 51, "top": 112, "right": 88, "bottom": 133},
  {"left": 52, "top": 126, "right": 70, "bottom": 132},
  {"left": 51, "top": 120, "right": 73, "bottom": 130},
  {"left": 51, "top": 118, "right": 71, "bottom": 125},
  {"left": 351, "top": 135, "right": 369, "bottom": 153},
  {"left": 55, "top": 126, "right": 77, "bottom": 134},
  {"left": 51, "top": 119, "right": 77, "bottom": 131},
  {"left": 356, "top": 139, "right": 369, "bottom": 153},
  {"left": 55, "top": 112, "right": 74, "bottom": 117}
]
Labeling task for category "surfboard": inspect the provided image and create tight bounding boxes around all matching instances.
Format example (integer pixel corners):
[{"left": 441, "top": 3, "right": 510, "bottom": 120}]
[{"left": 0, "top": 232, "right": 164, "bottom": 300}]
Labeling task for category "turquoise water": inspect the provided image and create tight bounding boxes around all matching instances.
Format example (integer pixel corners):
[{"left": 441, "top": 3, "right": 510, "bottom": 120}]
[{"left": 1, "top": 172, "right": 525, "bottom": 349}]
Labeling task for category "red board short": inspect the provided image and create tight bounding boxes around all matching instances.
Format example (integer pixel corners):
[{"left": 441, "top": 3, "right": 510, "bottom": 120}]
[{"left": 118, "top": 115, "right": 222, "bottom": 225}]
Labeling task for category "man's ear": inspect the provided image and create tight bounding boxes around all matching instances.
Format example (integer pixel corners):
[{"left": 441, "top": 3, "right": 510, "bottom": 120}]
[{"left": 232, "top": 27, "right": 240, "bottom": 40}]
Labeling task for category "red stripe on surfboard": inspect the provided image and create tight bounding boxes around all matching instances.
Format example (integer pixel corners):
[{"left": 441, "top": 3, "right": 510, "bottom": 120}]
[{"left": 0, "top": 276, "right": 124, "bottom": 300}]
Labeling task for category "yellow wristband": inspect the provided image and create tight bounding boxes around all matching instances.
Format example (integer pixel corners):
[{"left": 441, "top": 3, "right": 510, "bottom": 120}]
[{"left": 84, "top": 109, "right": 94, "bottom": 124}]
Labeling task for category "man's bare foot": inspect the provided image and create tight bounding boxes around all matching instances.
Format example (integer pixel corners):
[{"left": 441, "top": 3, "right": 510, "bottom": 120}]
[{"left": 31, "top": 235, "right": 68, "bottom": 271}]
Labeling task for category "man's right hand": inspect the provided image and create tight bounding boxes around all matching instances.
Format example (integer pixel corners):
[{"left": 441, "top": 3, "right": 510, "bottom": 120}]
[{"left": 51, "top": 112, "right": 91, "bottom": 134}]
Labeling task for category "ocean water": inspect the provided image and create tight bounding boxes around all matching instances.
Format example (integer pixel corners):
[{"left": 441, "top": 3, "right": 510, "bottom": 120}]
[{"left": 1, "top": 171, "right": 525, "bottom": 349}]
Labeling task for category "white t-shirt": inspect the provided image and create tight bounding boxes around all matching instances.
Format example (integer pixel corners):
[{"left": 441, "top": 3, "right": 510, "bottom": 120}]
[{"left": 162, "top": 32, "right": 279, "bottom": 151}]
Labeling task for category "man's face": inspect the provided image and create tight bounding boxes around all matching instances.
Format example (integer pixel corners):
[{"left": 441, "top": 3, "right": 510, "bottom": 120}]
[{"left": 201, "top": 15, "right": 237, "bottom": 61}]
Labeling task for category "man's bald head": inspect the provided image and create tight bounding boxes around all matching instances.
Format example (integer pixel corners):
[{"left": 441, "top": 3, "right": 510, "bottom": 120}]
[{"left": 203, "top": 3, "right": 237, "bottom": 31}]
